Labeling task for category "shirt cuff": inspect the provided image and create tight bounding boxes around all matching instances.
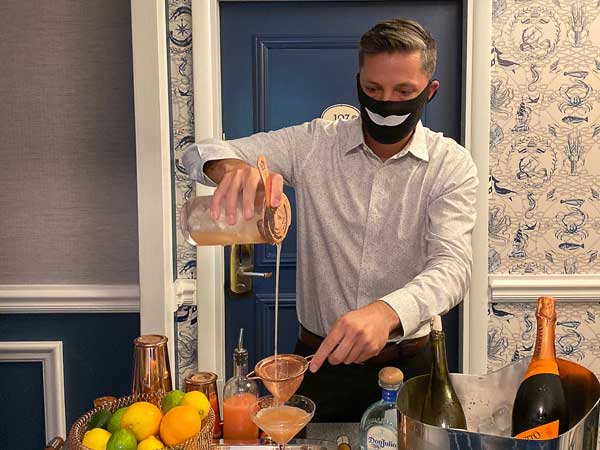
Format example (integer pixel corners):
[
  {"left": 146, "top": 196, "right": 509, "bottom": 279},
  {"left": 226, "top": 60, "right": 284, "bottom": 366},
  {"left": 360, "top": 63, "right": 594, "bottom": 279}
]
[
  {"left": 379, "top": 289, "right": 422, "bottom": 339},
  {"left": 181, "top": 142, "right": 243, "bottom": 187}
]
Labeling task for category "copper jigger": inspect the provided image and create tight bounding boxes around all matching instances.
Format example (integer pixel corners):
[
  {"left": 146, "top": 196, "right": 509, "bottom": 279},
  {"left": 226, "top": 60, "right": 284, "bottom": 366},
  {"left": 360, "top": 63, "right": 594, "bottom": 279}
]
[
  {"left": 131, "top": 334, "right": 173, "bottom": 394},
  {"left": 251, "top": 354, "right": 311, "bottom": 403}
]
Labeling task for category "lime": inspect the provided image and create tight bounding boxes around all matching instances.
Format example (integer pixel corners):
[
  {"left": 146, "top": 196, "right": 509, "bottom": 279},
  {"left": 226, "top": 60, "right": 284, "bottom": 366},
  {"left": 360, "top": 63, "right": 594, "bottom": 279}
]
[
  {"left": 161, "top": 389, "right": 185, "bottom": 413},
  {"left": 106, "top": 407, "right": 128, "bottom": 433},
  {"left": 106, "top": 429, "right": 137, "bottom": 450},
  {"left": 137, "top": 435, "right": 165, "bottom": 450},
  {"left": 88, "top": 409, "right": 112, "bottom": 430},
  {"left": 180, "top": 391, "right": 211, "bottom": 419},
  {"left": 82, "top": 428, "right": 111, "bottom": 450}
]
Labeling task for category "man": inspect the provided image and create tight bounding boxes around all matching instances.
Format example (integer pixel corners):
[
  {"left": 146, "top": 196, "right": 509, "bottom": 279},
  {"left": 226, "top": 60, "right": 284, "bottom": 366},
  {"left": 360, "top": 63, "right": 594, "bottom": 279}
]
[{"left": 183, "top": 18, "right": 478, "bottom": 422}]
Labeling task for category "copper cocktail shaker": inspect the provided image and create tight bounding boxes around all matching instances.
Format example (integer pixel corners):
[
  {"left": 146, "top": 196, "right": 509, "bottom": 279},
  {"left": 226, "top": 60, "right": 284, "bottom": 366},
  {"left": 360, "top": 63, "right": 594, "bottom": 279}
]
[{"left": 131, "top": 334, "right": 173, "bottom": 394}]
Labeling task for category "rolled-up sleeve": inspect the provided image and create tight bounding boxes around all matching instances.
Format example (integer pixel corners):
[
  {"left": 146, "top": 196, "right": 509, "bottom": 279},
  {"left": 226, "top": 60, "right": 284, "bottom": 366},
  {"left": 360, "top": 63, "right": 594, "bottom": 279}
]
[{"left": 380, "top": 154, "right": 479, "bottom": 338}]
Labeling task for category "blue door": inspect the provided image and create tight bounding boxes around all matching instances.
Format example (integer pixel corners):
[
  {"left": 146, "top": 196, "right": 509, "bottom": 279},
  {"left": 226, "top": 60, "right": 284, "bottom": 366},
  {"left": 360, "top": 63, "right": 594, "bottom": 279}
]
[{"left": 220, "top": 1, "right": 465, "bottom": 378}]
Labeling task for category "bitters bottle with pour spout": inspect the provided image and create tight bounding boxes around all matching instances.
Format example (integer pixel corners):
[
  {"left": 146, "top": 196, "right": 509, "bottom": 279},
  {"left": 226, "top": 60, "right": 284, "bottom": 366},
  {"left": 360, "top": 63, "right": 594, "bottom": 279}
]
[{"left": 222, "top": 328, "right": 259, "bottom": 441}]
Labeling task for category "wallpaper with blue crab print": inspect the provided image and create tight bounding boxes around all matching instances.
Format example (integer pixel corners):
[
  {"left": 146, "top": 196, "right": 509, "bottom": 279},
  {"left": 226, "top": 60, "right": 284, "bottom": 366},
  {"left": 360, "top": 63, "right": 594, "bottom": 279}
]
[
  {"left": 490, "top": 0, "right": 600, "bottom": 379},
  {"left": 490, "top": 0, "right": 600, "bottom": 275},
  {"left": 176, "top": 305, "right": 198, "bottom": 388},
  {"left": 167, "top": 0, "right": 196, "bottom": 281},
  {"left": 166, "top": 0, "right": 198, "bottom": 386},
  {"left": 488, "top": 302, "right": 600, "bottom": 376}
]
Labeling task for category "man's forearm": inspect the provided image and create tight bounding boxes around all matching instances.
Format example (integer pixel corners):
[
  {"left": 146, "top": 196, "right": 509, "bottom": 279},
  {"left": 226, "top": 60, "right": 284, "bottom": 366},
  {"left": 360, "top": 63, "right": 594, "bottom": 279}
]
[{"left": 204, "top": 158, "right": 251, "bottom": 183}]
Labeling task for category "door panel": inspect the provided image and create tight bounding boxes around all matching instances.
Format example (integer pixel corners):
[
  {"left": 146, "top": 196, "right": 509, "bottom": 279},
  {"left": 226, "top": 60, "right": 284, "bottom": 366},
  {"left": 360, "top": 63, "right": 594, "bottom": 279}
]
[{"left": 221, "top": 1, "right": 464, "bottom": 378}]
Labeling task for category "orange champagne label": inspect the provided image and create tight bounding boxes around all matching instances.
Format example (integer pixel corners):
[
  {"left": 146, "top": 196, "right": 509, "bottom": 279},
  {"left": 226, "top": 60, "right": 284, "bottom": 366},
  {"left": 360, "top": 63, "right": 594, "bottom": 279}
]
[
  {"left": 522, "top": 359, "right": 559, "bottom": 381},
  {"left": 515, "top": 420, "right": 560, "bottom": 440}
]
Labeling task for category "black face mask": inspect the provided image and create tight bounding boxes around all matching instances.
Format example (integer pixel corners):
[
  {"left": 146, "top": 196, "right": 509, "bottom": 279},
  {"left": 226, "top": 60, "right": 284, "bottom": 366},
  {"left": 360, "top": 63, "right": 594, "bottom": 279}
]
[{"left": 357, "top": 74, "right": 433, "bottom": 145}]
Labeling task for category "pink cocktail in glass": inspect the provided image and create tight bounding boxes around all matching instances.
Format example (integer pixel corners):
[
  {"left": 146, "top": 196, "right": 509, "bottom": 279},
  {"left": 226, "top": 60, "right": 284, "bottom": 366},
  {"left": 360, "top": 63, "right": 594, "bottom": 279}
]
[{"left": 250, "top": 395, "right": 315, "bottom": 449}]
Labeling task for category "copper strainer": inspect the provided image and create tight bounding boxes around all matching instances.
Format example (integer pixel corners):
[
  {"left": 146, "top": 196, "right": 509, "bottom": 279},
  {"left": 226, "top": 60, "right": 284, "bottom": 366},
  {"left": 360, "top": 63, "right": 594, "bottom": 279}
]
[{"left": 249, "top": 353, "right": 313, "bottom": 402}]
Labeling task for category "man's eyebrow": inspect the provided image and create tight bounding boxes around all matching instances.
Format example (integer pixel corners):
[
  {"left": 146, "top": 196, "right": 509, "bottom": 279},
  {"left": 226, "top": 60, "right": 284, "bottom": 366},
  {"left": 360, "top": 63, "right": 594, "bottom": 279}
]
[
  {"left": 394, "top": 82, "right": 417, "bottom": 89},
  {"left": 363, "top": 80, "right": 417, "bottom": 88}
]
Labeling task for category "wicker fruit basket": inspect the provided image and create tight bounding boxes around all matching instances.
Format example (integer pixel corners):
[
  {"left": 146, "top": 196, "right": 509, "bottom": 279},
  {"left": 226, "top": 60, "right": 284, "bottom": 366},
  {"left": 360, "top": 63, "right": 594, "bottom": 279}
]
[{"left": 68, "top": 391, "right": 215, "bottom": 450}]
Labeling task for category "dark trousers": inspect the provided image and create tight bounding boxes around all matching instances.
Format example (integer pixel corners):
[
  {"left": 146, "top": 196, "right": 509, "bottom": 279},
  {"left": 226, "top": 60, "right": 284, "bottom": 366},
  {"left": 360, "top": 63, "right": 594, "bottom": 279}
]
[{"left": 293, "top": 338, "right": 432, "bottom": 423}]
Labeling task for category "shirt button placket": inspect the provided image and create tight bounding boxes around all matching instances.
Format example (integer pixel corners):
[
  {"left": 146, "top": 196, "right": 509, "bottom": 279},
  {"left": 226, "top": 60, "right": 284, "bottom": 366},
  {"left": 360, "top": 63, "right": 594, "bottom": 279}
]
[{"left": 356, "top": 168, "right": 385, "bottom": 308}]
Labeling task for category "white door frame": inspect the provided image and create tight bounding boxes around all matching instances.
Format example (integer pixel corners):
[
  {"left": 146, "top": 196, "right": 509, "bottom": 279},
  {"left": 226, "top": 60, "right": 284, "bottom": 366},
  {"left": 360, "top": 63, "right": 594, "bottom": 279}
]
[
  {"left": 131, "top": 0, "right": 176, "bottom": 361},
  {"left": 189, "top": 0, "right": 491, "bottom": 378}
]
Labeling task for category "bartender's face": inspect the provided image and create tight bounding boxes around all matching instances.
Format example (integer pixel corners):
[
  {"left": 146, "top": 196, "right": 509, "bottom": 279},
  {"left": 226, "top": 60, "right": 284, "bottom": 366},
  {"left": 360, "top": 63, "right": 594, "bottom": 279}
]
[{"left": 359, "top": 50, "right": 438, "bottom": 101}]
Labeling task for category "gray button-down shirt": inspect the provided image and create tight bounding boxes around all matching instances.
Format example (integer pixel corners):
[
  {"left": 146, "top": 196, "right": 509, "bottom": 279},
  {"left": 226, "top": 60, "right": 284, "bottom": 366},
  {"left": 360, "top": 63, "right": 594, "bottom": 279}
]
[{"left": 182, "top": 118, "right": 478, "bottom": 340}]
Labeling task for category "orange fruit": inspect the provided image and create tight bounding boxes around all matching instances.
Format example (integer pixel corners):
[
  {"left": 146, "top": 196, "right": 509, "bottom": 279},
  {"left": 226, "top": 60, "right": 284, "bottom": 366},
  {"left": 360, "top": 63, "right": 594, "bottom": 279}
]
[
  {"left": 120, "top": 401, "right": 162, "bottom": 441},
  {"left": 159, "top": 405, "right": 202, "bottom": 447}
]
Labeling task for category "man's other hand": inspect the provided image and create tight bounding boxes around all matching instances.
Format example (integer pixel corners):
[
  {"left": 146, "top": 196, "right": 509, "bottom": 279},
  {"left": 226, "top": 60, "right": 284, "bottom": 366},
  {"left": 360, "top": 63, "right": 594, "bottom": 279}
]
[{"left": 309, "top": 301, "right": 401, "bottom": 372}]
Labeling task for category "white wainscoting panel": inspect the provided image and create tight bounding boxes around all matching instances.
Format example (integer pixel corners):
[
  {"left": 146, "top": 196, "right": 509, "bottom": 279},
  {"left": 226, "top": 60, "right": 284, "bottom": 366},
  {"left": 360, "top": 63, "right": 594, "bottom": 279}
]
[
  {"left": 489, "top": 275, "right": 600, "bottom": 303},
  {"left": 0, "top": 341, "right": 66, "bottom": 442},
  {"left": 0, "top": 284, "right": 140, "bottom": 313}
]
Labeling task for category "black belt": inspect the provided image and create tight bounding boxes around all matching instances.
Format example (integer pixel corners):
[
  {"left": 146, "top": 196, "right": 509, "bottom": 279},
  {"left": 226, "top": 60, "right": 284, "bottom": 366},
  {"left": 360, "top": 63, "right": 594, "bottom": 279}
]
[{"left": 299, "top": 325, "right": 430, "bottom": 365}]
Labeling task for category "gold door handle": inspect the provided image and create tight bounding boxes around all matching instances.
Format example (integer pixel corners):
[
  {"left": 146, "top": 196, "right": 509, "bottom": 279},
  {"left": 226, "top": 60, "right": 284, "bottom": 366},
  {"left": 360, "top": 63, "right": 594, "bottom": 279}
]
[
  {"left": 230, "top": 244, "right": 272, "bottom": 294},
  {"left": 238, "top": 271, "right": 272, "bottom": 278}
]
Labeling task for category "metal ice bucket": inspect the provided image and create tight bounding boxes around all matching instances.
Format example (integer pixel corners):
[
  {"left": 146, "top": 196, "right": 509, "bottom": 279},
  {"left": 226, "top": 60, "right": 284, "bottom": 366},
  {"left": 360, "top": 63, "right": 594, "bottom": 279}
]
[{"left": 397, "top": 358, "right": 600, "bottom": 450}]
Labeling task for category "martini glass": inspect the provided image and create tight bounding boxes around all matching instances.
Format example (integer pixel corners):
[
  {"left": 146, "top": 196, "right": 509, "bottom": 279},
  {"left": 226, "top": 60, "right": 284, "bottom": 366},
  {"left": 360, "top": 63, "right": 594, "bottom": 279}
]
[{"left": 250, "top": 395, "right": 315, "bottom": 450}]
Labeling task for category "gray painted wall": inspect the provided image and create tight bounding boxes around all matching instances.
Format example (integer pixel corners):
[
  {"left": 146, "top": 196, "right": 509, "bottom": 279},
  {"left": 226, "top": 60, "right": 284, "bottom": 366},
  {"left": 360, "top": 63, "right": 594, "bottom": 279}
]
[{"left": 0, "top": 0, "right": 139, "bottom": 284}]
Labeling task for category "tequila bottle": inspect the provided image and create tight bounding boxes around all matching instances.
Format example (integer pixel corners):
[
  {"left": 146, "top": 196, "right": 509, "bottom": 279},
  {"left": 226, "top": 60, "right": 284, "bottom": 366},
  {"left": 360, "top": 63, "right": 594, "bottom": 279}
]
[{"left": 359, "top": 367, "right": 403, "bottom": 450}]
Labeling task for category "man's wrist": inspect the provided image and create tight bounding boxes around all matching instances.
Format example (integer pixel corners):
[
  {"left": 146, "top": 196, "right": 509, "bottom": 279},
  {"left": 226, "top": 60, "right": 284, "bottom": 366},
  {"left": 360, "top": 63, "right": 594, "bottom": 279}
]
[
  {"left": 204, "top": 158, "right": 248, "bottom": 183},
  {"left": 375, "top": 300, "right": 403, "bottom": 335}
]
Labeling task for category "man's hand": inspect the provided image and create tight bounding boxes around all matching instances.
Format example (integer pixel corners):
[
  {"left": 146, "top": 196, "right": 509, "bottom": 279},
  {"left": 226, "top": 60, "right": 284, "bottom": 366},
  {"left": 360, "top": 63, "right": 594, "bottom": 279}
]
[
  {"left": 205, "top": 159, "right": 284, "bottom": 225},
  {"left": 309, "top": 301, "right": 401, "bottom": 372}
]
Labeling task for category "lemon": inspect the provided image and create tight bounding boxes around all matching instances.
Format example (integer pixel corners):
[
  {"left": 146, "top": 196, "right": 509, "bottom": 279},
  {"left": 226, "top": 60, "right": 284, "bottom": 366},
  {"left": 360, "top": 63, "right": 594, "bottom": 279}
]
[
  {"left": 82, "top": 428, "right": 111, "bottom": 450},
  {"left": 137, "top": 435, "right": 165, "bottom": 450},
  {"left": 106, "top": 429, "right": 137, "bottom": 450},
  {"left": 161, "top": 389, "right": 185, "bottom": 413},
  {"left": 106, "top": 407, "right": 128, "bottom": 433},
  {"left": 120, "top": 401, "right": 162, "bottom": 441},
  {"left": 180, "top": 391, "right": 211, "bottom": 419}
]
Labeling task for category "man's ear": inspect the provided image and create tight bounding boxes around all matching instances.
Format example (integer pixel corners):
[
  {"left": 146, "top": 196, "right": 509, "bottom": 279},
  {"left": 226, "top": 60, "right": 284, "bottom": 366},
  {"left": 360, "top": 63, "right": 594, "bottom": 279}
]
[{"left": 428, "top": 79, "right": 440, "bottom": 101}]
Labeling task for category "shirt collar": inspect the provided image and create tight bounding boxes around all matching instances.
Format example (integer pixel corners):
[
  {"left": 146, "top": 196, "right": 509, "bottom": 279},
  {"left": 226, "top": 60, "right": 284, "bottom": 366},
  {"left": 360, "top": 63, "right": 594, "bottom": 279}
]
[{"left": 343, "top": 118, "right": 429, "bottom": 162}]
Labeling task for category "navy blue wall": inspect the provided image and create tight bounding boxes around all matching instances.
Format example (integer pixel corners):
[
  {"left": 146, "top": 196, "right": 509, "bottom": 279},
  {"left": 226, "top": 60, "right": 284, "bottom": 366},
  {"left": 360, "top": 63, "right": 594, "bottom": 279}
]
[{"left": 0, "top": 313, "right": 139, "bottom": 449}]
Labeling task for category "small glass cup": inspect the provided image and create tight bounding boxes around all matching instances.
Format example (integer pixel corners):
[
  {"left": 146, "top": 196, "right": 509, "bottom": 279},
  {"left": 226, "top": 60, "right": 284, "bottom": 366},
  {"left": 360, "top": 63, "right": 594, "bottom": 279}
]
[{"left": 185, "top": 371, "right": 223, "bottom": 439}]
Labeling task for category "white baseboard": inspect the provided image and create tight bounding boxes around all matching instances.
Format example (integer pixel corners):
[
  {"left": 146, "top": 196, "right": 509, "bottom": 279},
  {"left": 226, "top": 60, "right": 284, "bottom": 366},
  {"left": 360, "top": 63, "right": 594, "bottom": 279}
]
[
  {"left": 0, "top": 341, "right": 66, "bottom": 442},
  {"left": 0, "top": 284, "right": 140, "bottom": 313},
  {"left": 489, "top": 275, "right": 600, "bottom": 303}
]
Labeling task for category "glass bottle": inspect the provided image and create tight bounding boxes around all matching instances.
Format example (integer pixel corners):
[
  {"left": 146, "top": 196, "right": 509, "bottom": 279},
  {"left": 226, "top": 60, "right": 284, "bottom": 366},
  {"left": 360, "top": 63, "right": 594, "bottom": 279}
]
[
  {"left": 337, "top": 434, "right": 351, "bottom": 450},
  {"left": 222, "top": 328, "right": 259, "bottom": 441},
  {"left": 359, "top": 367, "right": 403, "bottom": 450},
  {"left": 512, "top": 296, "right": 568, "bottom": 439},
  {"left": 420, "top": 315, "right": 467, "bottom": 429}
]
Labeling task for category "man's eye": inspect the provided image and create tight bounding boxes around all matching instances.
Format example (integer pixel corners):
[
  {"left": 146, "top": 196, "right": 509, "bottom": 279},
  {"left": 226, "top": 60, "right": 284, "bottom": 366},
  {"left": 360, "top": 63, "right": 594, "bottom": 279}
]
[{"left": 366, "top": 86, "right": 378, "bottom": 92}]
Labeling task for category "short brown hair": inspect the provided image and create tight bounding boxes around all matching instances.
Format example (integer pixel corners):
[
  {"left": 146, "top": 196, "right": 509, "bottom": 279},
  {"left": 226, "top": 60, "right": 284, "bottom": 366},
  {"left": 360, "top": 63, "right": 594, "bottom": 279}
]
[{"left": 359, "top": 18, "right": 437, "bottom": 78}]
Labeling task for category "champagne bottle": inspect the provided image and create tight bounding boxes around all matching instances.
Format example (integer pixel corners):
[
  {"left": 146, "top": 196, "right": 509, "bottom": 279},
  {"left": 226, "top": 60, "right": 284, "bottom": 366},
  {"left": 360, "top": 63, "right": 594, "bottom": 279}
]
[
  {"left": 511, "top": 296, "right": 568, "bottom": 439},
  {"left": 420, "top": 315, "right": 467, "bottom": 429}
]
